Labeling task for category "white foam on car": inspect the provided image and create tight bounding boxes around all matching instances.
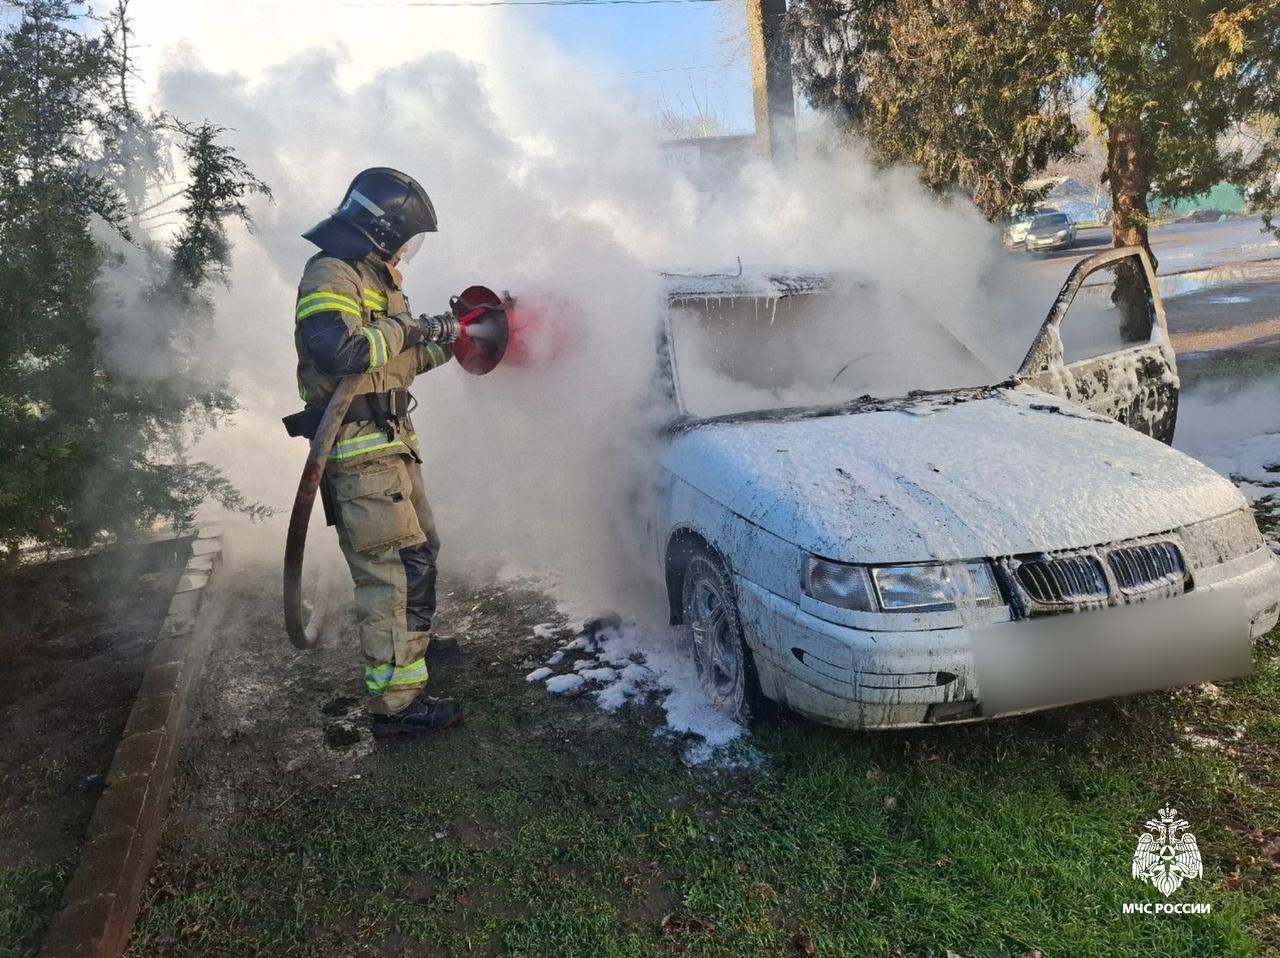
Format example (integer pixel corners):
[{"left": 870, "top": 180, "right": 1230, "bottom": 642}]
[{"left": 663, "top": 387, "right": 1243, "bottom": 565}]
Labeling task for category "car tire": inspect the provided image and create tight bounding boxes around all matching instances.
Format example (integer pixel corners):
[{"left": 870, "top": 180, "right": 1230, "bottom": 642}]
[{"left": 680, "top": 549, "right": 767, "bottom": 727}]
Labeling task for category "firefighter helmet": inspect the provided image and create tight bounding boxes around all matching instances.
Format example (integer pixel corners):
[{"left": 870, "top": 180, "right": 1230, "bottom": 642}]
[{"left": 303, "top": 167, "right": 438, "bottom": 261}]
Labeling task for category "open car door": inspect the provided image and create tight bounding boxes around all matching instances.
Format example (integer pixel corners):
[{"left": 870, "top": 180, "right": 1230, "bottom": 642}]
[{"left": 1017, "top": 245, "right": 1177, "bottom": 444}]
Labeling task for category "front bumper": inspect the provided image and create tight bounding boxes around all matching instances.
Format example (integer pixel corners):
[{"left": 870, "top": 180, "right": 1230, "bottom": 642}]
[
  {"left": 1026, "top": 235, "right": 1071, "bottom": 250},
  {"left": 734, "top": 546, "right": 1280, "bottom": 730}
]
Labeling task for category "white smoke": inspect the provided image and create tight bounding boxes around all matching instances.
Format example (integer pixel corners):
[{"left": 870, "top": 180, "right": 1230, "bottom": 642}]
[
  {"left": 110, "top": 7, "right": 1031, "bottom": 619},
  {"left": 1176, "top": 377, "right": 1280, "bottom": 507}
]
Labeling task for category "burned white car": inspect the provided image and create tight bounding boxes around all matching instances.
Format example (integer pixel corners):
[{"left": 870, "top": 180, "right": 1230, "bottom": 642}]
[{"left": 648, "top": 247, "right": 1280, "bottom": 728}]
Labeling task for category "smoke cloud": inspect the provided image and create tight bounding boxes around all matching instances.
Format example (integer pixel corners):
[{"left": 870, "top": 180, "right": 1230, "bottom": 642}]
[{"left": 112, "top": 13, "right": 1034, "bottom": 619}]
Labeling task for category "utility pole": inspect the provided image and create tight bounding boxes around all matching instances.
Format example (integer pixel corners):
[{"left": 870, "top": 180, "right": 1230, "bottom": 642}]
[{"left": 744, "top": 0, "right": 796, "bottom": 163}]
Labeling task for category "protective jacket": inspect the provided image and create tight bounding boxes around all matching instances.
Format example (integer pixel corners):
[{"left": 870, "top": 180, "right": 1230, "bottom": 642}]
[{"left": 293, "top": 252, "right": 451, "bottom": 464}]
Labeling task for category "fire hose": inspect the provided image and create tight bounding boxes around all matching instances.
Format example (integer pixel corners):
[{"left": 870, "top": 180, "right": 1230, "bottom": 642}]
[
  {"left": 283, "top": 287, "right": 512, "bottom": 650},
  {"left": 283, "top": 374, "right": 362, "bottom": 649}
]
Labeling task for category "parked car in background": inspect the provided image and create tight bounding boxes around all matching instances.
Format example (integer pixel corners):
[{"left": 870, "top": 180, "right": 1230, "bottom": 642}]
[
  {"left": 647, "top": 248, "right": 1280, "bottom": 729},
  {"left": 1001, "top": 206, "right": 1054, "bottom": 249},
  {"left": 1175, "top": 207, "right": 1230, "bottom": 224},
  {"left": 1025, "top": 211, "right": 1078, "bottom": 251}
]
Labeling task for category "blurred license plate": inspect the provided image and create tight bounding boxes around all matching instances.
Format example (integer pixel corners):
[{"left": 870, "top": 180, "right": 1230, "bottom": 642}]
[{"left": 971, "top": 588, "right": 1251, "bottom": 717}]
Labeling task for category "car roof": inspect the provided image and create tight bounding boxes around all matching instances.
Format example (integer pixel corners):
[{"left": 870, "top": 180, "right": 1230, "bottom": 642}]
[{"left": 663, "top": 267, "right": 832, "bottom": 305}]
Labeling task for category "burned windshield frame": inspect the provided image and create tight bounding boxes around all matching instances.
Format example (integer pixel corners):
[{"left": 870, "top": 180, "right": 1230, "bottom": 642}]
[{"left": 662, "top": 276, "right": 1003, "bottom": 422}]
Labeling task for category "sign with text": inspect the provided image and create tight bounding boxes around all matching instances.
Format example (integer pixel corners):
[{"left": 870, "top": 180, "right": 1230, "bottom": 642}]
[{"left": 661, "top": 144, "right": 702, "bottom": 173}]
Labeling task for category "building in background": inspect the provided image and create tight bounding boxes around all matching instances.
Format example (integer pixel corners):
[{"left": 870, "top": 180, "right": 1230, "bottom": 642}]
[
  {"left": 659, "top": 134, "right": 758, "bottom": 188},
  {"left": 1152, "top": 182, "right": 1247, "bottom": 221}
]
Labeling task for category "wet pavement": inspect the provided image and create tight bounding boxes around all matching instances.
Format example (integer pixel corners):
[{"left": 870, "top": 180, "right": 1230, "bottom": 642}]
[
  {"left": 1000, "top": 219, "right": 1280, "bottom": 362},
  {"left": 1009, "top": 217, "right": 1280, "bottom": 292},
  {"left": 1165, "top": 265, "right": 1280, "bottom": 355}
]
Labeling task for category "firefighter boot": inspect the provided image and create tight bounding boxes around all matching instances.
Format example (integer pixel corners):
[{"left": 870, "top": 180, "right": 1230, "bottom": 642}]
[
  {"left": 371, "top": 696, "right": 465, "bottom": 737},
  {"left": 428, "top": 635, "right": 460, "bottom": 659}
]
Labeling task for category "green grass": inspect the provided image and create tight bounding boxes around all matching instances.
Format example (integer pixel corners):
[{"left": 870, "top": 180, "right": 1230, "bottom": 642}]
[
  {"left": 0, "top": 865, "right": 67, "bottom": 958},
  {"left": 127, "top": 619, "right": 1280, "bottom": 958},
  {"left": 11, "top": 463, "right": 1280, "bottom": 958}
]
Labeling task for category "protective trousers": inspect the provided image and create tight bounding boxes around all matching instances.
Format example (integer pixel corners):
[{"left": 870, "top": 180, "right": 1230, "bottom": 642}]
[{"left": 327, "top": 453, "right": 440, "bottom": 715}]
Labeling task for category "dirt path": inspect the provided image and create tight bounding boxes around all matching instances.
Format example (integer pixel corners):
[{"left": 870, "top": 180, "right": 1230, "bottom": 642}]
[
  {"left": 1171, "top": 318, "right": 1280, "bottom": 354},
  {"left": 0, "top": 539, "right": 189, "bottom": 872},
  {"left": 148, "top": 546, "right": 605, "bottom": 873},
  {"left": 0, "top": 539, "right": 191, "bottom": 958}
]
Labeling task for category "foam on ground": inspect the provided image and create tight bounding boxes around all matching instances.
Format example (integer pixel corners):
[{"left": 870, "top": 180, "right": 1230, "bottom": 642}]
[{"left": 526, "top": 619, "right": 746, "bottom": 764}]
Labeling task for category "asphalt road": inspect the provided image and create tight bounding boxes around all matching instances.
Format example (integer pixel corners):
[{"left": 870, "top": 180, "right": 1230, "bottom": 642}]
[
  {"left": 1000, "top": 218, "right": 1280, "bottom": 358},
  {"left": 1009, "top": 217, "right": 1279, "bottom": 291},
  {"left": 1164, "top": 261, "right": 1280, "bottom": 357}
]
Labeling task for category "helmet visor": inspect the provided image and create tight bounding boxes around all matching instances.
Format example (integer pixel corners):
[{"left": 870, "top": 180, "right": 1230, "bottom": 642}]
[{"left": 397, "top": 232, "right": 426, "bottom": 265}]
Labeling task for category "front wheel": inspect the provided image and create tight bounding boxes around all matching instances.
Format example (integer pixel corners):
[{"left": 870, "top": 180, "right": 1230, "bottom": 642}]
[{"left": 680, "top": 550, "right": 766, "bottom": 726}]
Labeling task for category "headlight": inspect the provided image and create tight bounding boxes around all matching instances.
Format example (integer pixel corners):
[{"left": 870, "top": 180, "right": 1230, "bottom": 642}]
[
  {"left": 873, "top": 562, "right": 1002, "bottom": 612},
  {"left": 804, "top": 558, "right": 1002, "bottom": 613},
  {"left": 803, "top": 558, "right": 876, "bottom": 611},
  {"left": 1181, "top": 508, "right": 1264, "bottom": 569}
]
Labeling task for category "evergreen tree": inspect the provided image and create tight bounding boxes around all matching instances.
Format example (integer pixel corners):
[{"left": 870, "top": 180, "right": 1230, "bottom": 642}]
[
  {"left": 787, "top": 0, "right": 1280, "bottom": 260},
  {"left": 0, "top": 0, "right": 271, "bottom": 563}
]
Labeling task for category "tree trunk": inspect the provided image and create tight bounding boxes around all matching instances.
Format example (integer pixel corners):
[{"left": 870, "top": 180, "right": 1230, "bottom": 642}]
[
  {"left": 1104, "top": 118, "right": 1157, "bottom": 340},
  {"left": 1105, "top": 119, "right": 1156, "bottom": 271}
]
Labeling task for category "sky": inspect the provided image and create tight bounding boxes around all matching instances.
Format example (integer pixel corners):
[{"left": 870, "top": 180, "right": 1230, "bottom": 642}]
[
  {"left": 536, "top": 0, "right": 753, "bottom": 131},
  {"left": 108, "top": 0, "right": 757, "bottom": 134}
]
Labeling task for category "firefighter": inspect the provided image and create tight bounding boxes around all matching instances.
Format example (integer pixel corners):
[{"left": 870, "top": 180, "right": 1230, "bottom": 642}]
[{"left": 289, "top": 167, "right": 464, "bottom": 736}]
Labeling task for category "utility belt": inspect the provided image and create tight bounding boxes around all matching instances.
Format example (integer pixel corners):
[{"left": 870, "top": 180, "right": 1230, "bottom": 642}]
[
  {"left": 283, "top": 388, "right": 416, "bottom": 529},
  {"left": 282, "top": 388, "right": 413, "bottom": 442}
]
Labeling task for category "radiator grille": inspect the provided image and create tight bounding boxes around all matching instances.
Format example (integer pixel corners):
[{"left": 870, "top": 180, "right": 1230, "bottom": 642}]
[
  {"left": 1106, "top": 541, "right": 1185, "bottom": 594},
  {"left": 1014, "top": 555, "right": 1109, "bottom": 605}
]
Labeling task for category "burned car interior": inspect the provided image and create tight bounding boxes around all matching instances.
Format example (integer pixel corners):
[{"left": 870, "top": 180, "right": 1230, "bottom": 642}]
[
  {"left": 664, "top": 247, "right": 1173, "bottom": 438},
  {"left": 663, "top": 270, "right": 1003, "bottom": 420}
]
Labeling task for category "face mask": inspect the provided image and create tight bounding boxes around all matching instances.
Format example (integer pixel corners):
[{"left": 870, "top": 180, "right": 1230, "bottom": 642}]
[{"left": 397, "top": 232, "right": 425, "bottom": 265}]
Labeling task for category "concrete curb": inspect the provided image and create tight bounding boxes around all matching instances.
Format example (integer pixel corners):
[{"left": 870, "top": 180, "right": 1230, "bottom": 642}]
[{"left": 39, "top": 528, "right": 225, "bottom": 958}]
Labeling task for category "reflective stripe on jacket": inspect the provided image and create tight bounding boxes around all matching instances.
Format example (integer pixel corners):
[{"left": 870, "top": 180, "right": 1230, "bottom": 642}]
[{"left": 293, "top": 252, "right": 452, "bottom": 464}]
